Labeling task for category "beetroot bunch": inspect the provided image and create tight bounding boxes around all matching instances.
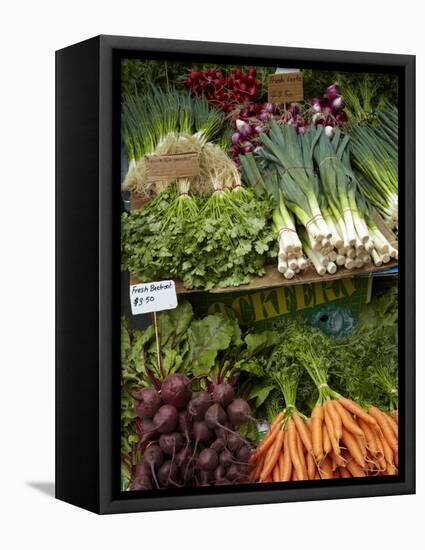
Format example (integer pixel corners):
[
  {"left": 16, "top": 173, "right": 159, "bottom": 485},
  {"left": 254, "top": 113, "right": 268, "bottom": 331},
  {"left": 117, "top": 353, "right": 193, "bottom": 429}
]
[
  {"left": 130, "top": 373, "right": 255, "bottom": 490},
  {"left": 185, "top": 67, "right": 263, "bottom": 113}
]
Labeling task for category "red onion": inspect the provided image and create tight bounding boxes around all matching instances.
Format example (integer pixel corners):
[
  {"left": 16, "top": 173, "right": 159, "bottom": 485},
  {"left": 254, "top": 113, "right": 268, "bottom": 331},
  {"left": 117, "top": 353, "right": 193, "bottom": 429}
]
[
  {"left": 231, "top": 132, "right": 241, "bottom": 144},
  {"left": 325, "top": 83, "right": 340, "bottom": 100},
  {"left": 331, "top": 96, "right": 344, "bottom": 111}
]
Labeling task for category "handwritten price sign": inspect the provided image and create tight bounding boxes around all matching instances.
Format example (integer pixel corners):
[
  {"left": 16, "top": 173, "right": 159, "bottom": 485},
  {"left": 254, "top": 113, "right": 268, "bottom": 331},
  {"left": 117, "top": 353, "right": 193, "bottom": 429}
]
[
  {"left": 130, "top": 280, "right": 178, "bottom": 315},
  {"left": 268, "top": 72, "right": 304, "bottom": 103}
]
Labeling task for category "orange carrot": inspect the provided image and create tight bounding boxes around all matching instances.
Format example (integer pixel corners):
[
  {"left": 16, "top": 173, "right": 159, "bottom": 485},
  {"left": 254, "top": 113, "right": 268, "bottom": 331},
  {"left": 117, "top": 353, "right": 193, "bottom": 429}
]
[
  {"left": 254, "top": 422, "right": 281, "bottom": 459},
  {"left": 325, "top": 400, "right": 342, "bottom": 440},
  {"left": 376, "top": 427, "right": 395, "bottom": 469},
  {"left": 333, "top": 400, "right": 364, "bottom": 437},
  {"left": 369, "top": 407, "right": 398, "bottom": 452},
  {"left": 358, "top": 418, "right": 380, "bottom": 456},
  {"left": 341, "top": 428, "right": 366, "bottom": 468},
  {"left": 281, "top": 432, "right": 292, "bottom": 482},
  {"left": 272, "top": 463, "right": 280, "bottom": 482},
  {"left": 306, "top": 450, "right": 317, "bottom": 480},
  {"left": 322, "top": 423, "right": 331, "bottom": 455},
  {"left": 355, "top": 431, "right": 367, "bottom": 458},
  {"left": 324, "top": 404, "right": 341, "bottom": 457},
  {"left": 339, "top": 466, "right": 351, "bottom": 478},
  {"left": 271, "top": 411, "right": 285, "bottom": 430},
  {"left": 345, "top": 459, "right": 366, "bottom": 477},
  {"left": 253, "top": 411, "right": 284, "bottom": 459},
  {"left": 293, "top": 411, "right": 313, "bottom": 454},
  {"left": 278, "top": 452, "right": 285, "bottom": 481},
  {"left": 320, "top": 456, "right": 333, "bottom": 479},
  {"left": 386, "top": 413, "right": 398, "bottom": 438},
  {"left": 296, "top": 431, "right": 308, "bottom": 480},
  {"left": 260, "top": 429, "right": 284, "bottom": 481},
  {"left": 338, "top": 397, "right": 377, "bottom": 426},
  {"left": 250, "top": 452, "right": 265, "bottom": 481},
  {"left": 311, "top": 404, "right": 324, "bottom": 460},
  {"left": 385, "top": 463, "right": 397, "bottom": 475},
  {"left": 288, "top": 418, "right": 305, "bottom": 480},
  {"left": 330, "top": 450, "right": 346, "bottom": 468}
]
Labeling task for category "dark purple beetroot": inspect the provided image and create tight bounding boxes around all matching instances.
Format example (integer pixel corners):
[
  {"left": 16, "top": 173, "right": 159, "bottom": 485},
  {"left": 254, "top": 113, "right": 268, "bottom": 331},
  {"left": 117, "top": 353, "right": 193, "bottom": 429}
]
[
  {"left": 153, "top": 404, "right": 178, "bottom": 434},
  {"left": 161, "top": 374, "right": 192, "bottom": 409},
  {"left": 134, "top": 459, "right": 151, "bottom": 480},
  {"left": 219, "top": 449, "right": 233, "bottom": 468},
  {"left": 130, "top": 476, "right": 152, "bottom": 490},
  {"left": 159, "top": 432, "right": 184, "bottom": 455},
  {"left": 226, "top": 463, "right": 240, "bottom": 481},
  {"left": 210, "top": 438, "right": 225, "bottom": 453},
  {"left": 187, "top": 391, "right": 212, "bottom": 420},
  {"left": 204, "top": 403, "right": 227, "bottom": 430},
  {"left": 134, "top": 388, "right": 161, "bottom": 419},
  {"left": 178, "top": 410, "right": 192, "bottom": 441},
  {"left": 175, "top": 446, "right": 191, "bottom": 468},
  {"left": 193, "top": 420, "right": 214, "bottom": 444},
  {"left": 236, "top": 444, "right": 252, "bottom": 463},
  {"left": 199, "top": 469, "right": 214, "bottom": 485},
  {"left": 226, "top": 398, "right": 253, "bottom": 426},
  {"left": 215, "top": 426, "right": 229, "bottom": 441},
  {"left": 158, "top": 460, "right": 180, "bottom": 487},
  {"left": 139, "top": 418, "right": 157, "bottom": 443},
  {"left": 227, "top": 432, "right": 244, "bottom": 453},
  {"left": 143, "top": 445, "right": 164, "bottom": 488},
  {"left": 198, "top": 448, "right": 219, "bottom": 472},
  {"left": 214, "top": 464, "right": 227, "bottom": 482},
  {"left": 212, "top": 383, "right": 235, "bottom": 408}
]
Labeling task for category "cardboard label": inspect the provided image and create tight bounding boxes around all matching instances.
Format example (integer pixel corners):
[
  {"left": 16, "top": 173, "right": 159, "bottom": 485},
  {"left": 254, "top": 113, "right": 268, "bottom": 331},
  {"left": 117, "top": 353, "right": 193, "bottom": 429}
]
[
  {"left": 130, "top": 280, "right": 178, "bottom": 315},
  {"left": 268, "top": 72, "right": 304, "bottom": 103},
  {"left": 145, "top": 152, "right": 200, "bottom": 184}
]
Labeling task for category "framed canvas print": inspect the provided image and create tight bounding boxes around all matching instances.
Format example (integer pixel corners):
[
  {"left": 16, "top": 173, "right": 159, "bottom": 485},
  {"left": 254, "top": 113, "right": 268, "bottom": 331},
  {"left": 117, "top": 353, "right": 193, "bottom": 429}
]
[{"left": 56, "top": 35, "right": 415, "bottom": 514}]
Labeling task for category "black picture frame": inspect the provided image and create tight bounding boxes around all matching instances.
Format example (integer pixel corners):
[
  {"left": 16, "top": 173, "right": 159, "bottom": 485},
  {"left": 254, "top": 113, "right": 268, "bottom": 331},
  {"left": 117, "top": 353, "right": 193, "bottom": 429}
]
[{"left": 56, "top": 35, "right": 415, "bottom": 514}]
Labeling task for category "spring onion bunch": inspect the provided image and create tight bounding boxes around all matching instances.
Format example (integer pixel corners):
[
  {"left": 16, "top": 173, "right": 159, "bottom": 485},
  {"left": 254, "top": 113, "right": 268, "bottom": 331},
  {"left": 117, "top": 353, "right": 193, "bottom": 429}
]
[
  {"left": 241, "top": 124, "right": 397, "bottom": 278},
  {"left": 350, "top": 106, "right": 398, "bottom": 229},
  {"left": 122, "top": 88, "right": 225, "bottom": 195}
]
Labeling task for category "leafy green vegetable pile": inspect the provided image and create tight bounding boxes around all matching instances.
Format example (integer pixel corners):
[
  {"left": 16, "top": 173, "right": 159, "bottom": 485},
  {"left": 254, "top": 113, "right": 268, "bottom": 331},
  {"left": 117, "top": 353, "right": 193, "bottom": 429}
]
[
  {"left": 121, "top": 184, "right": 276, "bottom": 289},
  {"left": 121, "top": 287, "right": 398, "bottom": 483}
]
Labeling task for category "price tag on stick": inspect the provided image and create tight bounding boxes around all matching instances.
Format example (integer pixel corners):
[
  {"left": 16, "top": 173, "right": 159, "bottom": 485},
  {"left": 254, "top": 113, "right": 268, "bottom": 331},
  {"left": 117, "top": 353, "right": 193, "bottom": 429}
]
[{"left": 130, "top": 280, "right": 178, "bottom": 315}]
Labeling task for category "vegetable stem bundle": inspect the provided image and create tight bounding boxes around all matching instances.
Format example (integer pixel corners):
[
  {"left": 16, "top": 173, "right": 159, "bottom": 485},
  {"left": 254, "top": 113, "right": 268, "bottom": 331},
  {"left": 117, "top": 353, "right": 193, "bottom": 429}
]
[{"left": 240, "top": 124, "right": 397, "bottom": 279}]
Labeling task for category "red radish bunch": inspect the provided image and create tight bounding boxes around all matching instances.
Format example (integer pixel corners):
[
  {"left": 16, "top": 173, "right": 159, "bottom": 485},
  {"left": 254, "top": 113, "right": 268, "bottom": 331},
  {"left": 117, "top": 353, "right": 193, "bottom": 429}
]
[
  {"left": 130, "top": 374, "right": 256, "bottom": 490},
  {"left": 309, "top": 83, "right": 348, "bottom": 137},
  {"left": 185, "top": 67, "right": 262, "bottom": 113}
]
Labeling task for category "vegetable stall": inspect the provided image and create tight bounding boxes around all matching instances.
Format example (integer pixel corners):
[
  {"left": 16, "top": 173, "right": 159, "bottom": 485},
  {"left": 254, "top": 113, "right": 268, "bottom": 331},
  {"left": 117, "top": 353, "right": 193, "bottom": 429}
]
[{"left": 119, "top": 60, "right": 399, "bottom": 491}]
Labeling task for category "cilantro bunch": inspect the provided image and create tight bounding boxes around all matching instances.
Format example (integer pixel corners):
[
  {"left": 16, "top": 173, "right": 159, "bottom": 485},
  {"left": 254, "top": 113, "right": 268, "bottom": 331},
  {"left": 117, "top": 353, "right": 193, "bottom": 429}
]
[{"left": 121, "top": 184, "right": 276, "bottom": 290}]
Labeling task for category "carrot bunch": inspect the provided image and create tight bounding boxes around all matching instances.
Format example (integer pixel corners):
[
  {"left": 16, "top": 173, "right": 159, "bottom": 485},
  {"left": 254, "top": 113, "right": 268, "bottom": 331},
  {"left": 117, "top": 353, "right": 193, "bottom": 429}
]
[
  {"left": 250, "top": 323, "right": 398, "bottom": 482},
  {"left": 249, "top": 360, "right": 321, "bottom": 482},
  {"left": 249, "top": 408, "right": 320, "bottom": 482},
  {"left": 308, "top": 396, "right": 398, "bottom": 478}
]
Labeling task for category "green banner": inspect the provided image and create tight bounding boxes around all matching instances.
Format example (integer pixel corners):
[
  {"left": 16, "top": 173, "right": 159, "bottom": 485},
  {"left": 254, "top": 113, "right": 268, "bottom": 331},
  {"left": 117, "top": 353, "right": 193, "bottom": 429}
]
[{"left": 189, "top": 277, "right": 371, "bottom": 338}]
